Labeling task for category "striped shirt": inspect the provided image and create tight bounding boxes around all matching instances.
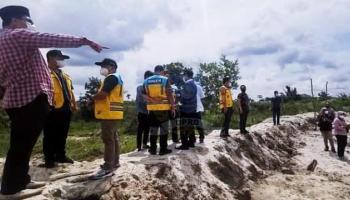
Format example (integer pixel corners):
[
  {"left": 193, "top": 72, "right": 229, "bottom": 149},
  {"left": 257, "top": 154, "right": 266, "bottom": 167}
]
[{"left": 0, "top": 28, "right": 88, "bottom": 109}]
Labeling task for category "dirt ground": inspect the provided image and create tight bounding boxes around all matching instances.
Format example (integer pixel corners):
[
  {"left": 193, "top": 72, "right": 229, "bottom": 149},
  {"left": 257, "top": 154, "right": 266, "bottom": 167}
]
[{"left": 251, "top": 129, "right": 350, "bottom": 200}]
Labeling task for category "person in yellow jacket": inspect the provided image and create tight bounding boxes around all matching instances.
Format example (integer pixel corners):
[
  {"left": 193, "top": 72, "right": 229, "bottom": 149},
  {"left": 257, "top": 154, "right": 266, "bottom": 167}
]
[
  {"left": 41, "top": 50, "right": 77, "bottom": 168},
  {"left": 91, "top": 58, "right": 123, "bottom": 179},
  {"left": 143, "top": 65, "right": 176, "bottom": 155},
  {"left": 219, "top": 77, "right": 234, "bottom": 137}
]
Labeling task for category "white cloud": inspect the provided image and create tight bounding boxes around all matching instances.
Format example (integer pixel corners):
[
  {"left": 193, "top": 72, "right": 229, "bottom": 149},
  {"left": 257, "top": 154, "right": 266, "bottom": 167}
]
[{"left": 2, "top": 0, "right": 350, "bottom": 100}]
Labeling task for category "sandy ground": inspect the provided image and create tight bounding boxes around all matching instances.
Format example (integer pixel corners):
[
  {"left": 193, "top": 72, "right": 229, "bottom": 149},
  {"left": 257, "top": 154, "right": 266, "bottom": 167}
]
[
  {"left": 251, "top": 128, "right": 350, "bottom": 200},
  {"left": 1, "top": 113, "right": 349, "bottom": 200}
]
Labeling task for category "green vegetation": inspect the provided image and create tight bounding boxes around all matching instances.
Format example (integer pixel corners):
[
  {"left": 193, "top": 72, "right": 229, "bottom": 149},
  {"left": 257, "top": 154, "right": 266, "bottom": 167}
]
[
  {"left": 202, "top": 98, "right": 350, "bottom": 130},
  {"left": 1, "top": 98, "right": 349, "bottom": 161}
]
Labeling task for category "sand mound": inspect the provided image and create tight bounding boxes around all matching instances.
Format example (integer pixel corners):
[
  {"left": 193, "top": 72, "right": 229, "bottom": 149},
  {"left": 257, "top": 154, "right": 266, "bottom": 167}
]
[{"left": 0, "top": 113, "right": 316, "bottom": 200}]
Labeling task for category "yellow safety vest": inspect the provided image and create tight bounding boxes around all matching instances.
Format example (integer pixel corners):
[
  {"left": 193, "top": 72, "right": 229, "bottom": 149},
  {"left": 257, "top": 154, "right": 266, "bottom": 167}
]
[
  {"left": 51, "top": 70, "right": 76, "bottom": 110},
  {"left": 144, "top": 75, "right": 171, "bottom": 111},
  {"left": 94, "top": 73, "right": 124, "bottom": 120},
  {"left": 219, "top": 86, "right": 233, "bottom": 109}
]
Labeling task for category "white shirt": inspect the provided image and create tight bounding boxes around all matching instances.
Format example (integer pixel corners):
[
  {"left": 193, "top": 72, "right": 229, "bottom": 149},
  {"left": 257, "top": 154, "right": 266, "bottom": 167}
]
[{"left": 196, "top": 82, "right": 204, "bottom": 112}]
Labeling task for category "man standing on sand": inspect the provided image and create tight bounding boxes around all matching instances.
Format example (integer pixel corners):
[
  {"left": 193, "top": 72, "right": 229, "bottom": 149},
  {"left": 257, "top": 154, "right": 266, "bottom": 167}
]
[
  {"left": 195, "top": 81, "right": 205, "bottom": 143},
  {"left": 176, "top": 69, "right": 197, "bottom": 150},
  {"left": 0, "top": 5, "right": 104, "bottom": 195},
  {"left": 219, "top": 77, "right": 234, "bottom": 138},
  {"left": 143, "top": 65, "right": 176, "bottom": 155},
  {"left": 41, "top": 50, "right": 77, "bottom": 169},
  {"left": 271, "top": 91, "right": 282, "bottom": 126},
  {"left": 136, "top": 70, "right": 153, "bottom": 151},
  {"left": 92, "top": 58, "right": 124, "bottom": 179},
  {"left": 237, "top": 85, "right": 250, "bottom": 134},
  {"left": 317, "top": 102, "right": 336, "bottom": 152}
]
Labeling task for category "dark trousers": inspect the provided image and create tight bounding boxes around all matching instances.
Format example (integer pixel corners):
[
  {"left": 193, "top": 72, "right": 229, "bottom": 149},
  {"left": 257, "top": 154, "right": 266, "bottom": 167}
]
[
  {"left": 137, "top": 112, "right": 150, "bottom": 149},
  {"left": 195, "top": 112, "right": 205, "bottom": 141},
  {"left": 180, "top": 112, "right": 197, "bottom": 147},
  {"left": 1, "top": 94, "right": 49, "bottom": 195},
  {"left": 149, "top": 111, "right": 169, "bottom": 152},
  {"left": 335, "top": 135, "right": 347, "bottom": 158},
  {"left": 239, "top": 111, "right": 249, "bottom": 132},
  {"left": 221, "top": 107, "right": 233, "bottom": 135},
  {"left": 43, "top": 109, "right": 72, "bottom": 162},
  {"left": 170, "top": 110, "right": 179, "bottom": 142},
  {"left": 272, "top": 109, "right": 281, "bottom": 125}
]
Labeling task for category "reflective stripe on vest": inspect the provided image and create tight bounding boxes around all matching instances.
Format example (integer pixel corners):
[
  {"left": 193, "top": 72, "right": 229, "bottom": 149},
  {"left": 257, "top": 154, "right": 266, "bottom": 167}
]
[
  {"left": 143, "top": 75, "right": 171, "bottom": 111},
  {"left": 219, "top": 86, "right": 233, "bottom": 109},
  {"left": 51, "top": 71, "right": 74, "bottom": 109},
  {"left": 94, "top": 73, "right": 124, "bottom": 120}
]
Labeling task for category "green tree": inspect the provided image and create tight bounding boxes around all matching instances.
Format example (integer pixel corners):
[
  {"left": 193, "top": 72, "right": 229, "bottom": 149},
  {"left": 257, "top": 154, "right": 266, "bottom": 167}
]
[
  {"left": 318, "top": 90, "right": 329, "bottom": 100},
  {"left": 78, "top": 77, "right": 101, "bottom": 121},
  {"left": 163, "top": 62, "right": 187, "bottom": 88},
  {"left": 195, "top": 55, "right": 240, "bottom": 107},
  {"left": 284, "top": 85, "right": 301, "bottom": 101}
]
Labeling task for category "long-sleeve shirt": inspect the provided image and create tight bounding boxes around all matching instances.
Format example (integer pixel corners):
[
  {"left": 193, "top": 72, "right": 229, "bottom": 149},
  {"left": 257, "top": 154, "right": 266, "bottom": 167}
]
[
  {"left": 0, "top": 28, "right": 89, "bottom": 109},
  {"left": 196, "top": 83, "right": 204, "bottom": 112},
  {"left": 332, "top": 117, "right": 348, "bottom": 136},
  {"left": 136, "top": 85, "right": 148, "bottom": 114},
  {"left": 271, "top": 96, "right": 282, "bottom": 110}
]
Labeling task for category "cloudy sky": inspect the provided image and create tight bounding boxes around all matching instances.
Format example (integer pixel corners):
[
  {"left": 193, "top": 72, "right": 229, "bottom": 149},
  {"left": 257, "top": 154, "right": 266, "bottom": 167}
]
[{"left": 2, "top": 0, "right": 350, "bottom": 100}]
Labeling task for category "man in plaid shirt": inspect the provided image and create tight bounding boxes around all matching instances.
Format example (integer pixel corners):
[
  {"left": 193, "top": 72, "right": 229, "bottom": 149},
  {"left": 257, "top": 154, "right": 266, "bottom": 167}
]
[{"left": 0, "top": 5, "right": 105, "bottom": 195}]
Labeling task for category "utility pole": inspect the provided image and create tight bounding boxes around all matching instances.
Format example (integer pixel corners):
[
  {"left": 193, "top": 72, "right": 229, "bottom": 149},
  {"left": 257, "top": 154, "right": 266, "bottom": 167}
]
[
  {"left": 326, "top": 81, "right": 328, "bottom": 99},
  {"left": 311, "top": 78, "right": 317, "bottom": 130}
]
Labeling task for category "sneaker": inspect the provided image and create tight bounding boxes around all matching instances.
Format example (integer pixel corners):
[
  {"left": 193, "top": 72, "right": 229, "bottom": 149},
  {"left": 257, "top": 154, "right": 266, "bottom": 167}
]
[
  {"left": 324, "top": 147, "right": 329, "bottom": 151},
  {"left": 331, "top": 148, "right": 336, "bottom": 153},
  {"left": 159, "top": 149, "right": 172, "bottom": 155},
  {"left": 199, "top": 139, "right": 204, "bottom": 143},
  {"left": 38, "top": 161, "right": 55, "bottom": 168},
  {"left": 89, "top": 169, "right": 113, "bottom": 180},
  {"left": 148, "top": 149, "right": 157, "bottom": 155},
  {"left": 142, "top": 144, "right": 150, "bottom": 149},
  {"left": 25, "top": 181, "right": 46, "bottom": 189},
  {"left": 55, "top": 157, "right": 74, "bottom": 164},
  {"left": 175, "top": 145, "right": 189, "bottom": 150},
  {"left": 244, "top": 130, "right": 250, "bottom": 134}
]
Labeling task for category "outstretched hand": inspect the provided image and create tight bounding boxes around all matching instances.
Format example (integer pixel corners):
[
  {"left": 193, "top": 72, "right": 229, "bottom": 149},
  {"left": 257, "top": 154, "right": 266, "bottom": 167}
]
[{"left": 84, "top": 38, "right": 109, "bottom": 53}]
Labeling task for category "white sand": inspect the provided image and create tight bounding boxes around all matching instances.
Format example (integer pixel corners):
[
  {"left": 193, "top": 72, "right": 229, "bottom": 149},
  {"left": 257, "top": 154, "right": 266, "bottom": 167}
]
[{"left": 251, "top": 116, "right": 350, "bottom": 200}]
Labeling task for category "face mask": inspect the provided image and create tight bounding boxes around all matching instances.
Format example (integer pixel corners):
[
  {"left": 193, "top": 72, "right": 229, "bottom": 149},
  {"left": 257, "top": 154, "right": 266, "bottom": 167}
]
[
  {"left": 100, "top": 68, "right": 109, "bottom": 76},
  {"left": 183, "top": 77, "right": 187, "bottom": 82},
  {"left": 227, "top": 83, "right": 232, "bottom": 87},
  {"left": 57, "top": 60, "right": 65, "bottom": 68},
  {"left": 26, "top": 21, "right": 36, "bottom": 31}
]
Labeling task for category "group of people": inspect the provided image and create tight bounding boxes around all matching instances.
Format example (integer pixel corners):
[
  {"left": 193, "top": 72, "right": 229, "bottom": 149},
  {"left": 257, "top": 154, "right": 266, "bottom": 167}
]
[
  {"left": 0, "top": 4, "right": 348, "bottom": 198},
  {"left": 318, "top": 102, "right": 349, "bottom": 160},
  {"left": 0, "top": 5, "right": 111, "bottom": 195},
  {"left": 219, "top": 80, "right": 283, "bottom": 137},
  {"left": 0, "top": 5, "right": 209, "bottom": 195},
  {"left": 136, "top": 66, "right": 205, "bottom": 154}
]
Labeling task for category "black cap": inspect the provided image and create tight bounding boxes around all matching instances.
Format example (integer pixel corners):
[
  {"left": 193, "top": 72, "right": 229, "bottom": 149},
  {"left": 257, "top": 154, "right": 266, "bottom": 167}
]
[
  {"left": 0, "top": 6, "right": 33, "bottom": 24},
  {"left": 47, "top": 50, "right": 70, "bottom": 60},
  {"left": 95, "top": 58, "right": 118, "bottom": 68},
  {"left": 183, "top": 68, "right": 194, "bottom": 78}
]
